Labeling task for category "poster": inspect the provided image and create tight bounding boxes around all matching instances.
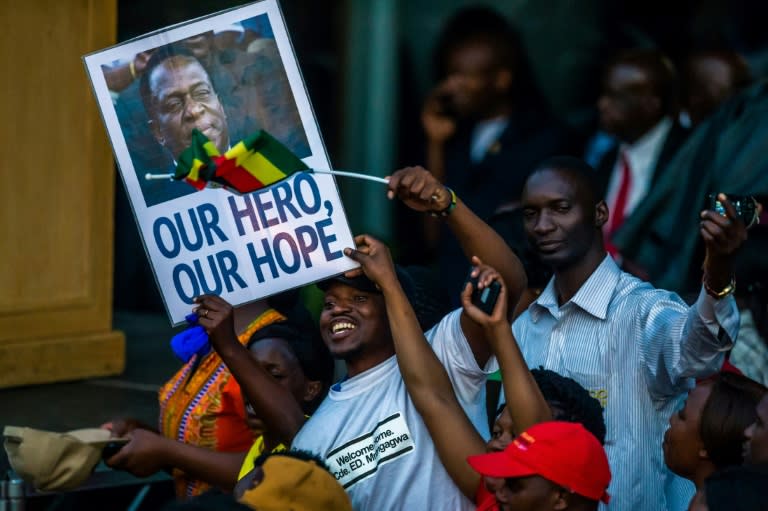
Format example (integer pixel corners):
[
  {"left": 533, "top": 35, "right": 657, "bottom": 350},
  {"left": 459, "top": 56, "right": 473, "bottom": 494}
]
[{"left": 83, "top": 0, "right": 357, "bottom": 324}]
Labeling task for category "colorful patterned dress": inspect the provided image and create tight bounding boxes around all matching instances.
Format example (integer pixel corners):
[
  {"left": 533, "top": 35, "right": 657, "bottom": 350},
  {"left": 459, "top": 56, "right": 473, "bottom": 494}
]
[{"left": 158, "top": 309, "right": 285, "bottom": 498}]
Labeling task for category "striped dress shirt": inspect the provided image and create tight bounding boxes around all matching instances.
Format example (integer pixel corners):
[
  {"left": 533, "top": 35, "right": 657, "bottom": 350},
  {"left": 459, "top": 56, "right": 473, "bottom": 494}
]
[{"left": 512, "top": 256, "right": 739, "bottom": 511}]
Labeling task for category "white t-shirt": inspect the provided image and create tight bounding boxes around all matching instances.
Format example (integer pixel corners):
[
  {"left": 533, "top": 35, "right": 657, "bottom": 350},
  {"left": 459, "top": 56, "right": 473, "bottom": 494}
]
[{"left": 291, "top": 309, "right": 494, "bottom": 510}]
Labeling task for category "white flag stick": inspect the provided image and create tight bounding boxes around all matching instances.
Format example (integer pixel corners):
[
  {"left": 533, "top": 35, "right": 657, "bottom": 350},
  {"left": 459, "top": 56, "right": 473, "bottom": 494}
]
[
  {"left": 145, "top": 172, "right": 174, "bottom": 180},
  {"left": 144, "top": 169, "right": 390, "bottom": 184},
  {"left": 310, "top": 169, "right": 389, "bottom": 184}
]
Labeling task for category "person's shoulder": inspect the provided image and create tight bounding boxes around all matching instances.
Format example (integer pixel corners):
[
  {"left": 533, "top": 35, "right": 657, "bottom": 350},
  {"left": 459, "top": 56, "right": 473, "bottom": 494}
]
[
  {"left": 424, "top": 308, "right": 463, "bottom": 341},
  {"left": 615, "top": 270, "right": 688, "bottom": 310}
]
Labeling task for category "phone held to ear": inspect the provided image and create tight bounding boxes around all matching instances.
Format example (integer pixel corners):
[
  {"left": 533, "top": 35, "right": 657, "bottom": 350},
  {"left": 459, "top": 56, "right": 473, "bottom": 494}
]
[{"left": 465, "top": 269, "right": 501, "bottom": 315}]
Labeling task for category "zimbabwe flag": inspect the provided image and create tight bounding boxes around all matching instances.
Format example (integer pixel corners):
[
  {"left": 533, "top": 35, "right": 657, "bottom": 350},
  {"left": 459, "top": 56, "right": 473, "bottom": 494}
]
[
  {"left": 173, "top": 129, "right": 308, "bottom": 194},
  {"left": 173, "top": 129, "right": 221, "bottom": 190}
]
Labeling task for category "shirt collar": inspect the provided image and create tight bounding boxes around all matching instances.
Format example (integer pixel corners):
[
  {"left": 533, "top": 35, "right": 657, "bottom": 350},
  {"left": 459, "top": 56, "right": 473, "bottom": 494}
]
[
  {"left": 621, "top": 117, "right": 673, "bottom": 170},
  {"left": 530, "top": 255, "right": 621, "bottom": 321}
]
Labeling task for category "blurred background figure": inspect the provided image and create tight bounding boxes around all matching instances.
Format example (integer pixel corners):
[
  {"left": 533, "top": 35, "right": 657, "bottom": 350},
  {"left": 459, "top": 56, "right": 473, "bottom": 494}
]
[
  {"left": 421, "top": 5, "right": 572, "bottom": 297},
  {"left": 681, "top": 50, "right": 752, "bottom": 128},
  {"left": 595, "top": 49, "right": 690, "bottom": 269}
]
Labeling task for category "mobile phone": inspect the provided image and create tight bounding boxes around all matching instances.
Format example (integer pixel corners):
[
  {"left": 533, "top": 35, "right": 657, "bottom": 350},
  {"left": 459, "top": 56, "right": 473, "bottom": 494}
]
[
  {"left": 465, "top": 270, "right": 502, "bottom": 315},
  {"left": 102, "top": 441, "right": 126, "bottom": 461},
  {"left": 707, "top": 193, "right": 758, "bottom": 227}
]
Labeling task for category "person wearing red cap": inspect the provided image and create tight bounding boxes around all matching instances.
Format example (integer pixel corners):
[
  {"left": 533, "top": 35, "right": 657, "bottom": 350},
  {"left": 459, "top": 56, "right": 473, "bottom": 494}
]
[{"left": 468, "top": 421, "right": 611, "bottom": 511}]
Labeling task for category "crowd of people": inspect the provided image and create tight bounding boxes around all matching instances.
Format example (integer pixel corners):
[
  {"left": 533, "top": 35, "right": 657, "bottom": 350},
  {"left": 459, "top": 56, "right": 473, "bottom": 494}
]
[{"left": 96, "top": 5, "right": 768, "bottom": 511}]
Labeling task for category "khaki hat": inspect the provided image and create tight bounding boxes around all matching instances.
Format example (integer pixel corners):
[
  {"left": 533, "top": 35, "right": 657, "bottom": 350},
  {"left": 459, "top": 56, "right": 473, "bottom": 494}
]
[
  {"left": 3, "top": 426, "right": 124, "bottom": 491},
  {"left": 238, "top": 455, "right": 351, "bottom": 511}
]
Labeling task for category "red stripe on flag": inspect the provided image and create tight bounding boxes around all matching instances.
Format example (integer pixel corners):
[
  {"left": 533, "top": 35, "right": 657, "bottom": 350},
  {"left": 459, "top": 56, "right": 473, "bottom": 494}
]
[
  {"left": 185, "top": 177, "right": 208, "bottom": 190},
  {"left": 214, "top": 157, "right": 266, "bottom": 192}
]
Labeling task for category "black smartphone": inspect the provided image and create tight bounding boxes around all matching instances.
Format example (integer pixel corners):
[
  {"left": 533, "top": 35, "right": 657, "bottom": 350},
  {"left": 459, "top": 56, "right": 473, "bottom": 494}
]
[
  {"left": 465, "top": 270, "right": 502, "bottom": 315},
  {"left": 707, "top": 193, "right": 758, "bottom": 227},
  {"left": 102, "top": 441, "right": 127, "bottom": 461}
]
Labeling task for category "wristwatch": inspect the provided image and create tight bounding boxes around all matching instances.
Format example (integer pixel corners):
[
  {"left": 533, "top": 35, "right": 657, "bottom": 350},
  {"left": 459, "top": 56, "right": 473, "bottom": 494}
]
[{"left": 703, "top": 276, "right": 736, "bottom": 299}]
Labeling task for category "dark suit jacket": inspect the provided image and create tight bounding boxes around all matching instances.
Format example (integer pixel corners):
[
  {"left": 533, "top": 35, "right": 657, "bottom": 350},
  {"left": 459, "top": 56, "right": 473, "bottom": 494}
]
[
  {"left": 593, "top": 120, "right": 691, "bottom": 202},
  {"left": 614, "top": 81, "right": 768, "bottom": 292},
  {"left": 438, "top": 106, "right": 576, "bottom": 297}
]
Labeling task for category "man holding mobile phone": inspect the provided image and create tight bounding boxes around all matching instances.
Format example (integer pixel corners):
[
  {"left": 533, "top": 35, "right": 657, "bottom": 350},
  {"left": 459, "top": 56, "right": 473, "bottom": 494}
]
[{"left": 513, "top": 155, "right": 751, "bottom": 511}]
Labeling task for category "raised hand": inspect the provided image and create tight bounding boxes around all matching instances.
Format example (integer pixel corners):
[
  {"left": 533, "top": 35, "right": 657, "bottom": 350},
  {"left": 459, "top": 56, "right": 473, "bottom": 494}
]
[
  {"left": 386, "top": 166, "right": 453, "bottom": 214},
  {"left": 342, "top": 234, "right": 399, "bottom": 293},
  {"left": 193, "top": 295, "right": 238, "bottom": 351},
  {"left": 700, "top": 193, "right": 760, "bottom": 294},
  {"left": 421, "top": 82, "right": 457, "bottom": 145},
  {"left": 700, "top": 193, "right": 751, "bottom": 256},
  {"left": 460, "top": 256, "right": 509, "bottom": 329}
]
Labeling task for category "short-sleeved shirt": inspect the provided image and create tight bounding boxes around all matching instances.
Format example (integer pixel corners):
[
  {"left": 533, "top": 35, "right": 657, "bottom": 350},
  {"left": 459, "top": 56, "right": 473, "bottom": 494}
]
[{"left": 291, "top": 309, "right": 495, "bottom": 510}]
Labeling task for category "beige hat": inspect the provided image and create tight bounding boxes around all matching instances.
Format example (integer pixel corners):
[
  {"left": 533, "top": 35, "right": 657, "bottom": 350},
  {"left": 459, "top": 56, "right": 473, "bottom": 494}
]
[
  {"left": 238, "top": 455, "right": 352, "bottom": 511},
  {"left": 3, "top": 426, "right": 124, "bottom": 491}
]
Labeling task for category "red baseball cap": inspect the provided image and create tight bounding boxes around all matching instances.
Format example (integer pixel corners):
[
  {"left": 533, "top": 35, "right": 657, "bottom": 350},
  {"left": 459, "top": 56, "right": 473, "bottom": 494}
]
[{"left": 467, "top": 421, "right": 611, "bottom": 504}]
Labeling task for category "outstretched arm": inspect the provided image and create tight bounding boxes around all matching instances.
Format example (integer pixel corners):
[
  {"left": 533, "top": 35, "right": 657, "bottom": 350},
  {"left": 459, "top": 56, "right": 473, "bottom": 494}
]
[
  {"left": 106, "top": 429, "right": 245, "bottom": 491},
  {"left": 344, "top": 234, "right": 485, "bottom": 499},
  {"left": 386, "top": 166, "right": 527, "bottom": 367},
  {"left": 194, "top": 295, "right": 305, "bottom": 449},
  {"left": 646, "top": 195, "right": 754, "bottom": 399},
  {"left": 461, "top": 258, "right": 551, "bottom": 433}
]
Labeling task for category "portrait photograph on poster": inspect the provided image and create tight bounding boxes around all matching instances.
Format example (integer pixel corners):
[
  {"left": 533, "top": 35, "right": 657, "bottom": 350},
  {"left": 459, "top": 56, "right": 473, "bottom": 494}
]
[{"left": 83, "top": 0, "right": 358, "bottom": 325}]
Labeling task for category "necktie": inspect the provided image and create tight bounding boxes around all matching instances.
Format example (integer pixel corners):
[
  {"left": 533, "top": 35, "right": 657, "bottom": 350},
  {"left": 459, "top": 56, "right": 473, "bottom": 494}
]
[{"left": 606, "top": 151, "right": 632, "bottom": 256}]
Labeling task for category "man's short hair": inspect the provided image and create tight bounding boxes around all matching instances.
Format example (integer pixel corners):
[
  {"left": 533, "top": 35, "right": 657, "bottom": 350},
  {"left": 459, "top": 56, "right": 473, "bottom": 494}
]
[{"left": 530, "top": 156, "right": 603, "bottom": 203}]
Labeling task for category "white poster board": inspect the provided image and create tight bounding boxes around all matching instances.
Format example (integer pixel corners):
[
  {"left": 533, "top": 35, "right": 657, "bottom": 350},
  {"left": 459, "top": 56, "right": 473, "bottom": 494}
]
[{"left": 83, "top": 0, "right": 357, "bottom": 325}]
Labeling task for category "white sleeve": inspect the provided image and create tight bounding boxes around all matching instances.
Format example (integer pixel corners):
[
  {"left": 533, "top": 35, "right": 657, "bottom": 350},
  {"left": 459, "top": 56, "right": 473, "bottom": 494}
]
[{"left": 425, "top": 308, "right": 495, "bottom": 438}]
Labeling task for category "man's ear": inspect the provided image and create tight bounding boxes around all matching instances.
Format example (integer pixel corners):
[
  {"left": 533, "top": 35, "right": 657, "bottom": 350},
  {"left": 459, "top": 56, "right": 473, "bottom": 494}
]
[
  {"left": 595, "top": 200, "right": 609, "bottom": 228},
  {"left": 303, "top": 379, "right": 322, "bottom": 403},
  {"left": 698, "top": 447, "right": 710, "bottom": 461}
]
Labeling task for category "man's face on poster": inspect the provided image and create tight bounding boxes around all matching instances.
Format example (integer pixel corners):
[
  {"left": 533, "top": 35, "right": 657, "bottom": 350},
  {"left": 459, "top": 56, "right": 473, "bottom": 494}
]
[{"left": 147, "top": 55, "right": 229, "bottom": 159}]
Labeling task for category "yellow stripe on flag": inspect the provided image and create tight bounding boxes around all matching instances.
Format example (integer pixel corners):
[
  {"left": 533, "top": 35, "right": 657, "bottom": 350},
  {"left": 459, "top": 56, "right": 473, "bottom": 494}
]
[
  {"left": 202, "top": 140, "right": 220, "bottom": 157},
  {"left": 188, "top": 158, "right": 206, "bottom": 181},
  {"left": 224, "top": 141, "right": 249, "bottom": 163},
  {"left": 239, "top": 151, "right": 287, "bottom": 185}
]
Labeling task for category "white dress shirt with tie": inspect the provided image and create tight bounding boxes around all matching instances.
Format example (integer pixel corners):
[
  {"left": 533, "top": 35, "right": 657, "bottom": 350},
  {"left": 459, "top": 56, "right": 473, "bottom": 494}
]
[{"left": 604, "top": 116, "right": 673, "bottom": 221}]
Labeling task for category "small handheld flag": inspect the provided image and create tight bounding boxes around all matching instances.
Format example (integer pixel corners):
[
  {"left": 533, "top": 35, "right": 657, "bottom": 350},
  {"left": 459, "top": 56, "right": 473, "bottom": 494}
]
[
  {"left": 145, "top": 129, "right": 388, "bottom": 191},
  {"left": 173, "top": 128, "right": 308, "bottom": 194}
]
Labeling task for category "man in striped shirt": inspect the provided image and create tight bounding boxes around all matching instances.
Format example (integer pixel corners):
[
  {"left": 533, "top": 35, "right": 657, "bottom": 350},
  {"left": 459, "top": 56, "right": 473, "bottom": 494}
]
[{"left": 514, "top": 156, "right": 745, "bottom": 511}]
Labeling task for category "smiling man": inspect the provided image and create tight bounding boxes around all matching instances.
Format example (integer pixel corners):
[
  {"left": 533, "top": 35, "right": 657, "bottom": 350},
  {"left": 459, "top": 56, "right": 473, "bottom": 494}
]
[
  {"left": 139, "top": 46, "right": 230, "bottom": 162},
  {"left": 512, "top": 156, "right": 746, "bottom": 511},
  {"left": 290, "top": 166, "right": 527, "bottom": 510}
]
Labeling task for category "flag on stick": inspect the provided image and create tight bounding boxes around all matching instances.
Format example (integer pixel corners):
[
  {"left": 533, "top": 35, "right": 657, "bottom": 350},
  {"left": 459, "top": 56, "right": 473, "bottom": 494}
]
[
  {"left": 146, "top": 129, "right": 388, "bottom": 190},
  {"left": 213, "top": 130, "right": 308, "bottom": 192},
  {"left": 174, "top": 129, "right": 221, "bottom": 190},
  {"left": 172, "top": 129, "right": 307, "bottom": 194}
]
